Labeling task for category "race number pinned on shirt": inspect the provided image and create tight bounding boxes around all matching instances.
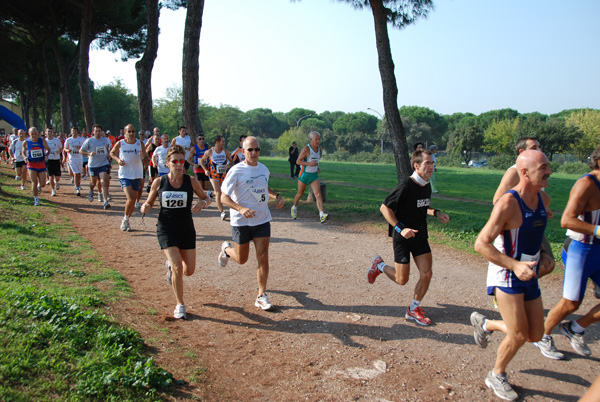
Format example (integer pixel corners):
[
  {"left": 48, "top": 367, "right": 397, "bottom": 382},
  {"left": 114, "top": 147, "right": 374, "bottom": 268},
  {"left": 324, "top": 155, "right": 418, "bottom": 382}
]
[
  {"left": 161, "top": 191, "right": 187, "bottom": 208},
  {"left": 72, "top": 147, "right": 80, "bottom": 154},
  {"left": 96, "top": 147, "right": 107, "bottom": 155},
  {"left": 520, "top": 251, "right": 540, "bottom": 274},
  {"left": 30, "top": 148, "right": 43, "bottom": 158},
  {"left": 216, "top": 164, "right": 227, "bottom": 174},
  {"left": 250, "top": 186, "right": 268, "bottom": 203}
]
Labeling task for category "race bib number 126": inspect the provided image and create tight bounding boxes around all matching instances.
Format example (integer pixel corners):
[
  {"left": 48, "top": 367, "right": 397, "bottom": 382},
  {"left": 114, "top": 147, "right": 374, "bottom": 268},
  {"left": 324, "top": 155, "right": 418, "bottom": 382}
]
[{"left": 161, "top": 191, "right": 188, "bottom": 208}]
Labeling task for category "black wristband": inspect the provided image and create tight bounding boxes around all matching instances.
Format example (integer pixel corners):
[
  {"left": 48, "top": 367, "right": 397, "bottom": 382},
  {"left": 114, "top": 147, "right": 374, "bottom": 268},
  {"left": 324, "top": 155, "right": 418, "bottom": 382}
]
[{"left": 434, "top": 209, "right": 441, "bottom": 217}]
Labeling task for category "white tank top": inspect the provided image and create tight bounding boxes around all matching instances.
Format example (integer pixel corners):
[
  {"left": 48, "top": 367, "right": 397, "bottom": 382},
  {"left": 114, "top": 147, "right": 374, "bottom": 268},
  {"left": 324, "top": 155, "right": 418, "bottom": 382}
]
[
  {"left": 118, "top": 139, "right": 144, "bottom": 179},
  {"left": 304, "top": 144, "right": 321, "bottom": 174},
  {"left": 174, "top": 135, "right": 192, "bottom": 159}
]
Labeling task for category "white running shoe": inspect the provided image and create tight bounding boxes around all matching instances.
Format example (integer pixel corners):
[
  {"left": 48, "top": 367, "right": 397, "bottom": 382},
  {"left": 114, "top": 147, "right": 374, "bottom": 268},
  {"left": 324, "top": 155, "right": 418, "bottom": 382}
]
[
  {"left": 76, "top": 187, "right": 81, "bottom": 196},
  {"left": 15, "top": 175, "right": 20, "bottom": 181},
  {"left": 120, "top": 218, "right": 131, "bottom": 232},
  {"left": 135, "top": 201, "right": 141, "bottom": 209},
  {"left": 20, "top": 185, "right": 25, "bottom": 190},
  {"left": 88, "top": 191, "right": 94, "bottom": 202},
  {"left": 37, "top": 184, "right": 42, "bottom": 193},
  {"left": 55, "top": 182, "right": 60, "bottom": 190},
  {"left": 470, "top": 311, "right": 491, "bottom": 348},
  {"left": 559, "top": 321, "right": 591, "bottom": 356},
  {"left": 319, "top": 212, "right": 329, "bottom": 224},
  {"left": 173, "top": 304, "right": 186, "bottom": 319},
  {"left": 291, "top": 205, "right": 297, "bottom": 219},
  {"left": 533, "top": 336, "right": 564, "bottom": 360},
  {"left": 33, "top": 197, "right": 40, "bottom": 206},
  {"left": 51, "top": 189, "right": 57, "bottom": 197},
  {"left": 98, "top": 193, "right": 103, "bottom": 202},
  {"left": 485, "top": 370, "right": 518, "bottom": 401},
  {"left": 255, "top": 293, "right": 273, "bottom": 310},
  {"left": 206, "top": 190, "right": 212, "bottom": 199},
  {"left": 103, "top": 201, "right": 110, "bottom": 210},
  {"left": 218, "top": 241, "right": 231, "bottom": 267},
  {"left": 220, "top": 211, "right": 227, "bottom": 221}
]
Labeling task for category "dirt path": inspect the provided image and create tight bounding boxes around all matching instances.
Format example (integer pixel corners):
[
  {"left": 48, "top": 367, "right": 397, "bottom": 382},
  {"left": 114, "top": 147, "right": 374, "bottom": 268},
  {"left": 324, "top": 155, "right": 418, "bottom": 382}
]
[{"left": 18, "top": 167, "right": 599, "bottom": 401}]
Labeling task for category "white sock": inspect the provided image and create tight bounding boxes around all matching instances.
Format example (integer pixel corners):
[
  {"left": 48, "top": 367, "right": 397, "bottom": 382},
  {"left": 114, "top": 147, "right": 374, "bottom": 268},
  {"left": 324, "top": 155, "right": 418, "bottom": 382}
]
[
  {"left": 376, "top": 261, "right": 386, "bottom": 272},
  {"left": 482, "top": 319, "right": 490, "bottom": 333},
  {"left": 409, "top": 299, "right": 420, "bottom": 311},
  {"left": 570, "top": 320, "right": 585, "bottom": 334},
  {"left": 542, "top": 334, "right": 552, "bottom": 340}
]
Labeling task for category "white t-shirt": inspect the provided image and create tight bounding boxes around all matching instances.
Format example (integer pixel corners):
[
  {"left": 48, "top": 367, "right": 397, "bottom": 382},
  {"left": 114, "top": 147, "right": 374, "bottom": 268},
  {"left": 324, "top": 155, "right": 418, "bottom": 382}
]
[
  {"left": 10, "top": 139, "right": 25, "bottom": 162},
  {"left": 118, "top": 139, "right": 144, "bottom": 179},
  {"left": 81, "top": 137, "right": 112, "bottom": 168},
  {"left": 46, "top": 138, "right": 63, "bottom": 160},
  {"left": 221, "top": 162, "right": 272, "bottom": 227},
  {"left": 154, "top": 145, "right": 170, "bottom": 175},
  {"left": 64, "top": 136, "right": 85, "bottom": 162},
  {"left": 174, "top": 135, "right": 192, "bottom": 160}
]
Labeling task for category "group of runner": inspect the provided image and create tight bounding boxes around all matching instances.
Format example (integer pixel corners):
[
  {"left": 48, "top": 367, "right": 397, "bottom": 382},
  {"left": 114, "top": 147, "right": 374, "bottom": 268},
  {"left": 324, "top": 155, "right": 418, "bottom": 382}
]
[{"left": 5, "top": 125, "right": 599, "bottom": 400}]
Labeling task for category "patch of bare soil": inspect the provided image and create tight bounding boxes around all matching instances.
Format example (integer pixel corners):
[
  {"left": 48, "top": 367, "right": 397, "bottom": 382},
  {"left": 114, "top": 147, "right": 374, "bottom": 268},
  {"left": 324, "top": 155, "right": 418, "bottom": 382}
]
[{"left": 18, "top": 167, "right": 599, "bottom": 401}]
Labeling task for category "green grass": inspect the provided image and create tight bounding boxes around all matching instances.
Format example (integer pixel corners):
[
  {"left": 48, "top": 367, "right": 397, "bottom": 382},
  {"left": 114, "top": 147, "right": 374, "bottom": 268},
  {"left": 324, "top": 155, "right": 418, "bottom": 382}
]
[
  {"left": 0, "top": 175, "right": 174, "bottom": 401},
  {"left": 260, "top": 157, "right": 579, "bottom": 264}
]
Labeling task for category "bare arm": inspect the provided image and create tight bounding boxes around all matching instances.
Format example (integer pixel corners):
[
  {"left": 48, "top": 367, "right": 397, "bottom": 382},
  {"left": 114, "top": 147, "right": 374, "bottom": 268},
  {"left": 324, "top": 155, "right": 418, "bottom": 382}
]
[
  {"left": 561, "top": 176, "right": 598, "bottom": 236},
  {"left": 296, "top": 146, "right": 312, "bottom": 167},
  {"left": 199, "top": 149, "right": 212, "bottom": 173},
  {"left": 110, "top": 141, "right": 123, "bottom": 165},
  {"left": 493, "top": 167, "right": 519, "bottom": 204}
]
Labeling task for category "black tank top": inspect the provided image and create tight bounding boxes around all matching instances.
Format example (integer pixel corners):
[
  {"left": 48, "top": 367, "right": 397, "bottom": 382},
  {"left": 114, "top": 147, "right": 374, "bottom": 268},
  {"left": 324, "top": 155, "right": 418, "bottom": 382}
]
[{"left": 158, "top": 174, "right": 194, "bottom": 226}]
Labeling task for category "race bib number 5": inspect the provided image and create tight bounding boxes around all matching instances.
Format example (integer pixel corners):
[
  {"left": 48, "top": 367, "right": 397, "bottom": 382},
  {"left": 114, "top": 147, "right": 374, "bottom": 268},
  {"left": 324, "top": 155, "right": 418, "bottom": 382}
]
[
  {"left": 161, "top": 191, "right": 188, "bottom": 208},
  {"left": 251, "top": 186, "right": 268, "bottom": 203}
]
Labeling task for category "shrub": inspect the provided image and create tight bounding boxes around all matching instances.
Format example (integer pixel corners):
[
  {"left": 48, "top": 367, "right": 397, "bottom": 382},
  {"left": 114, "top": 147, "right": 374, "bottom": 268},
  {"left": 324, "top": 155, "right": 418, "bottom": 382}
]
[
  {"left": 557, "top": 162, "right": 590, "bottom": 175},
  {"left": 435, "top": 155, "right": 463, "bottom": 167},
  {"left": 487, "top": 154, "right": 515, "bottom": 170}
]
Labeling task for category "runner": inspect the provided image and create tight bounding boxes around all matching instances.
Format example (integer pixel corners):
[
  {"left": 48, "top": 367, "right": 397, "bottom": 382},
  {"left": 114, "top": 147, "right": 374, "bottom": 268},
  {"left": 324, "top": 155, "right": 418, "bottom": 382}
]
[
  {"left": 291, "top": 131, "right": 329, "bottom": 223},
  {"left": 141, "top": 145, "right": 211, "bottom": 320},
  {"left": 470, "top": 150, "right": 553, "bottom": 401},
  {"left": 22, "top": 127, "right": 50, "bottom": 206},
  {"left": 367, "top": 149, "right": 449, "bottom": 326},
  {"left": 533, "top": 144, "right": 600, "bottom": 359},
  {"left": 199, "top": 135, "right": 233, "bottom": 221},
  {"left": 45, "top": 127, "right": 63, "bottom": 196},
  {"left": 146, "top": 133, "right": 161, "bottom": 192},
  {"left": 230, "top": 135, "right": 247, "bottom": 165},
  {"left": 217, "top": 136, "right": 284, "bottom": 310},
  {"left": 110, "top": 124, "right": 147, "bottom": 232},
  {"left": 63, "top": 127, "right": 85, "bottom": 196},
  {"left": 153, "top": 134, "right": 170, "bottom": 178},
  {"left": 187, "top": 134, "right": 211, "bottom": 195},
  {"left": 80, "top": 124, "right": 113, "bottom": 209},
  {"left": 9, "top": 129, "right": 27, "bottom": 190}
]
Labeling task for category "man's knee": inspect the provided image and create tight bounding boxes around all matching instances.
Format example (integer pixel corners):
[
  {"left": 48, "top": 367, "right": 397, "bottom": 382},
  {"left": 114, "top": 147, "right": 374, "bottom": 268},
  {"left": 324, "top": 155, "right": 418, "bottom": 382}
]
[
  {"left": 560, "top": 298, "right": 581, "bottom": 314},
  {"left": 420, "top": 269, "right": 433, "bottom": 283}
]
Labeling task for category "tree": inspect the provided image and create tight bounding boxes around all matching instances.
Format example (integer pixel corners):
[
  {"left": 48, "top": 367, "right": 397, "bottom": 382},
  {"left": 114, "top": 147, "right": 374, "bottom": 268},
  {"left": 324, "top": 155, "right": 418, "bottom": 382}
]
[
  {"left": 93, "top": 80, "right": 138, "bottom": 134},
  {"left": 275, "top": 127, "right": 309, "bottom": 154},
  {"left": 565, "top": 109, "right": 600, "bottom": 161},
  {"left": 153, "top": 85, "right": 183, "bottom": 136},
  {"left": 245, "top": 108, "right": 288, "bottom": 138},
  {"left": 135, "top": 0, "right": 160, "bottom": 132},
  {"left": 399, "top": 105, "right": 447, "bottom": 144},
  {"left": 182, "top": 0, "right": 205, "bottom": 141},
  {"left": 332, "top": 112, "right": 378, "bottom": 137},
  {"left": 402, "top": 117, "right": 433, "bottom": 149},
  {"left": 483, "top": 118, "right": 519, "bottom": 155},
  {"left": 337, "top": 0, "right": 433, "bottom": 180},
  {"left": 449, "top": 125, "right": 483, "bottom": 165},
  {"left": 477, "top": 108, "right": 520, "bottom": 131}
]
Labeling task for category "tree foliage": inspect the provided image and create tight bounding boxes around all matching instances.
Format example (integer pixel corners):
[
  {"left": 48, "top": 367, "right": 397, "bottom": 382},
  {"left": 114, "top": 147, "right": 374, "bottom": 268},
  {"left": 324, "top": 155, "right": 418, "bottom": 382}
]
[
  {"left": 93, "top": 80, "right": 138, "bottom": 134},
  {"left": 565, "top": 109, "right": 600, "bottom": 161},
  {"left": 482, "top": 118, "right": 519, "bottom": 154},
  {"left": 449, "top": 125, "right": 483, "bottom": 164}
]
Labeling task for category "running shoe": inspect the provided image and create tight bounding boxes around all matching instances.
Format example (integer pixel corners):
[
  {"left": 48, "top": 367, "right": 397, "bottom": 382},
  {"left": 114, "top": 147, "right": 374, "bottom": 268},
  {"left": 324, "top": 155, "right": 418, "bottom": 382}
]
[
  {"left": 15, "top": 175, "right": 20, "bottom": 180},
  {"left": 135, "top": 201, "right": 141, "bottom": 209},
  {"left": 146, "top": 184, "right": 151, "bottom": 193},
  {"left": 88, "top": 190, "right": 94, "bottom": 202},
  {"left": 33, "top": 197, "right": 39, "bottom": 206},
  {"left": 558, "top": 321, "right": 591, "bottom": 356},
  {"left": 76, "top": 187, "right": 81, "bottom": 196},
  {"left": 165, "top": 261, "right": 172, "bottom": 285},
  {"left": 594, "top": 283, "right": 600, "bottom": 299},
  {"left": 173, "top": 304, "right": 186, "bottom": 319},
  {"left": 55, "top": 182, "right": 60, "bottom": 190},
  {"left": 291, "top": 206, "right": 297, "bottom": 219},
  {"left": 492, "top": 295, "right": 499, "bottom": 310},
  {"left": 103, "top": 201, "right": 110, "bottom": 210},
  {"left": 51, "top": 189, "right": 57, "bottom": 197},
  {"left": 255, "top": 293, "right": 273, "bottom": 310},
  {"left": 405, "top": 306, "right": 431, "bottom": 326},
  {"left": 368, "top": 255, "right": 383, "bottom": 284},
  {"left": 485, "top": 369, "right": 518, "bottom": 401},
  {"left": 319, "top": 212, "right": 329, "bottom": 223},
  {"left": 70, "top": 177, "right": 74, "bottom": 184},
  {"left": 470, "top": 311, "right": 490, "bottom": 348},
  {"left": 20, "top": 185, "right": 25, "bottom": 190},
  {"left": 220, "top": 211, "right": 227, "bottom": 221},
  {"left": 98, "top": 193, "right": 103, "bottom": 202},
  {"left": 533, "top": 336, "right": 564, "bottom": 360},
  {"left": 218, "top": 241, "right": 231, "bottom": 267},
  {"left": 120, "top": 218, "right": 131, "bottom": 232},
  {"left": 107, "top": 194, "right": 112, "bottom": 201},
  {"left": 37, "top": 184, "right": 42, "bottom": 193},
  {"left": 206, "top": 190, "right": 212, "bottom": 199}
]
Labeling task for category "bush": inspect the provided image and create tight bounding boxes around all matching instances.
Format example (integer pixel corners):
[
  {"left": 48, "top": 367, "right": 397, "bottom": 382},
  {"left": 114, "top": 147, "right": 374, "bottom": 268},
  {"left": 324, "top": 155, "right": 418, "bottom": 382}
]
[
  {"left": 435, "top": 155, "right": 463, "bottom": 167},
  {"left": 324, "top": 151, "right": 396, "bottom": 164},
  {"left": 487, "top": 154, "right": 515, "bottom": 170},
  {"left": 557, "top": 162, "right": 590, "bottom": 175}
]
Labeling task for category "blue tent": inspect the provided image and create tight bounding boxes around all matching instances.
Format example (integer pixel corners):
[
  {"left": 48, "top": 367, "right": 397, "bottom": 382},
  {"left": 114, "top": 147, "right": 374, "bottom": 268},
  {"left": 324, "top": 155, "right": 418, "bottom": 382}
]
[{"left": 0, "top": 103, "right": 26, "bottom": 131}]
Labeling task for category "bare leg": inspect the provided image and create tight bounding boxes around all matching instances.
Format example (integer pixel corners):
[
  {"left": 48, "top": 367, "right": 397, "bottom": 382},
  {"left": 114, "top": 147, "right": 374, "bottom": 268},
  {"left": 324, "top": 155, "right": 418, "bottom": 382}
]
[
  {"left": 543, "top": 298, "right": 581, "bottom": 335},
  {"left": 309, "top": 179, "right": 324, "bottom": 212},
  {"left": 210, "top": 179, "right": 223, "bottom": 212},
  {"left": 293, "top": 181, "right": 308, "bottom": 207},
  {"left": 163, "top": 247, "right": 196, "bottom": 306},
  {"left": 253, "top": 237, "right": 270, "bottom": 296},
  {"left": 412, "top": 253, "right": 433, "bottom": 301}
]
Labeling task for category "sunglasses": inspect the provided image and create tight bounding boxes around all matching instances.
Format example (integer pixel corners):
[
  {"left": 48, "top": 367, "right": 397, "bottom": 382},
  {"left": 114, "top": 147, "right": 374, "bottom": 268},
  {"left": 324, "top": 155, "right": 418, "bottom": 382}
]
[
  {"left": 246, "top": 148, "right": 261, "bottom": 152},
  {"left": 127, "top": 130, "right": 135, "bottom": 133},
  {"left": 170, "top": 159, "right": 185, "bottom": 164}
]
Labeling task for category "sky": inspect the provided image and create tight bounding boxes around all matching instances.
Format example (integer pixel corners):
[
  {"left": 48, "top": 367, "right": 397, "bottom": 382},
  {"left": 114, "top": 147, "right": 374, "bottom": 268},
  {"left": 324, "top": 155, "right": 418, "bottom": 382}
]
[{"left": 88, "top": 0, "right": 600, "bottom": 117}]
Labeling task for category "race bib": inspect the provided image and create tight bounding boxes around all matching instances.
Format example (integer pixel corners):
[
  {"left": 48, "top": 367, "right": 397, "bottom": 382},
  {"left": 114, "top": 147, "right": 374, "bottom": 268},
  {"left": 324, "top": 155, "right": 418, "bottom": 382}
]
[
  {"left": 96, "top": 147, "right": 107, "bottom": 155},
  {"left": 161, "top": 191, "right": 187, "bottom": 208},
  {"left": 520, "top": 251, "right": 540, "bottom": 274},
  {"left": 216, "top": 164, "right": 227, "bottom": 174},
  {"left": 250, "top": 186, "right": 268, "bottom": 203},
  {"left": 30, "top": 149, "right": 43, "bottom": 158},
  {"left": 72, "top": 147, "right": 80, "bottom": 154}
]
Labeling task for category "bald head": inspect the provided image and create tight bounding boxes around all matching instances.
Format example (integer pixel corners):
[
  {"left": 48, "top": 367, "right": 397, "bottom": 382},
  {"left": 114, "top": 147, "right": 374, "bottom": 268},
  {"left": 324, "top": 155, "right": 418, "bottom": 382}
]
[
  {"left": 242, "top": 136, "right": 259, "bottom": 149},
  {"left": 516, "top": 150, "right": 551, "bottom": 188}
]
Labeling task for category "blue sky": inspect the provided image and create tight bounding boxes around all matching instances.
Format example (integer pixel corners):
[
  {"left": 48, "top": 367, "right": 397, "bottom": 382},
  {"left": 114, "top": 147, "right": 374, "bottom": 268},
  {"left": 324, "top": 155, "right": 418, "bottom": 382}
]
[{"left": 89, "top": 0, "right": 600, "bottom": 117}]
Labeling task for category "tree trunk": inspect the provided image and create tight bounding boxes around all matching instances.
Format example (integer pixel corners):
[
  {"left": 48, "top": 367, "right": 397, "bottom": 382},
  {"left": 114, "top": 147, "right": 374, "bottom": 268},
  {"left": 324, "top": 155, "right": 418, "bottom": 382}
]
[
  {"left": 135, "top": 0, "right": 160, "bottom": 132},
  {"left": 78, "top": 0, "right": 95, "bottom": 133},
  {"left": 182, "top": 0, "right": 205, "bottom": 142},
  {"left": 41, "top": 45, "right": 54, "bottom": 129},
  {"left": 369, "top": 0, "right": 411, "bottom": 181},
  {"left": 30, "top": 80, "right": 39, "bottom": 129},
  {"left": 19, "top": 91, "right": 30, "bottom": 129},
  {"left": 50, "top": 39, "right": 71, "bottom": 132}
]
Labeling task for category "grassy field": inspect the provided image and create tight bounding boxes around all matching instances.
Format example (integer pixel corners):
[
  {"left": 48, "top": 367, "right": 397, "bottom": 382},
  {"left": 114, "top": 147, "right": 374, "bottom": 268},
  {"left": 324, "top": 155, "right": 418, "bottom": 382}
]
[
  {"left": 261, "top": 157, "right": 579, "bottom": 263},
  {"left": 0, "top": 169, "right": 173, "bottom": 401}
]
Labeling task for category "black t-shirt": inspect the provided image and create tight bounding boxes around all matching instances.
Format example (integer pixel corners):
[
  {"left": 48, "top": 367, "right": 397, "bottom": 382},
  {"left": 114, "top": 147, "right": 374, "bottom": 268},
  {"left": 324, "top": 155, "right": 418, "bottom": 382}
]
[
  {"left": 383, "top": 177, "right": 431, "bottom": 241},
  {"left": 157, "top": 174, "right": 194, "bottom": 231}
]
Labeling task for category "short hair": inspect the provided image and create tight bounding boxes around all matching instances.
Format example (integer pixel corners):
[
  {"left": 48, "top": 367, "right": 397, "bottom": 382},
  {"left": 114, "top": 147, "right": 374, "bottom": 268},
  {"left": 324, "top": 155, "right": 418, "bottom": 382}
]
[
  {"left": 179, "top": 126, "right": 187, "bottom": 131},
  {"left": 429, "top": 144, "right": 438, "bottom": 151},
  {"left": 589, "top": 145, "right": 600, "bottom": 170},
  {"left": 413, "top": 142, "right": 425, "bottom": 151},
  {"left": 240, "top": 135, "right": 247, "bottom": 141},
  {"left": 309, "top": 131, "right": 320, "bottom": 139},
  {"left": 166, "top": 145, "right": 185, "bottom": 161},
  {"left": 46, "top": 126, "right": 54, "bottom": 131},
  {"left": 515, "top": 137, "right": 537, "bottom": 155},
  {"left": 214, "top": 135, "right": 224, "bottom": 143},
  {"left": 92, "top": 124, "right": 102, "bottom": 131},
  {"left": 411, "top": 149, "right": 432, "bottom": 170}
]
